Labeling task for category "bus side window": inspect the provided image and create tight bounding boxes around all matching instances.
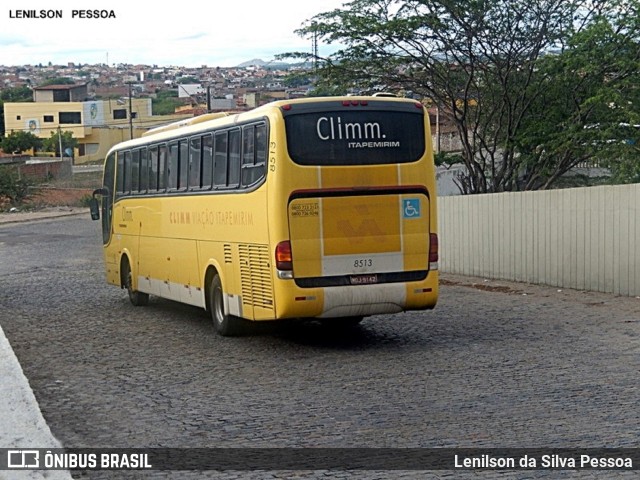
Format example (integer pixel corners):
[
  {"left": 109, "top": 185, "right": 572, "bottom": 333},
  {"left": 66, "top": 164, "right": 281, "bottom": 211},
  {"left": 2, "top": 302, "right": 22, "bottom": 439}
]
[
  {"left": 241, "top": 125, "right": 255, "bottom": 187},
  {"left": 179, "top": 140, "right": 189, "bottom": 191},
  {"left": 148, "top": 146, "right": 159, "bottom": 191},
  {"left": 116, "top": 151, "right": 125, "bottom": 195},
  {"left": 158, "top": 144, "right": 167, "bottom": 192},
  {"left": 189, "top": 137, "right": 202, "bottom": 190},
  {"left": 214, "top": 131, "right": 228, "bottom": 188},
  {"left": 255, "top": 124, "right": 267, "bottom": 168},
  {"left": 202, "top": 134, "right": 213, "bottom": 190},
  {"left": 139, "top": 147, "right": 148, "bottom": 194},
  {"left": 228, "top": 129, "right": 241, "bottom": 188},
  {"left": 131, "top": 149, "right": 140, "bottom": 193},
  {"left": 242, "top": 123, "right": 267, "bottom": 187},
  {"left": 168, "top": 142, "right": 179, "bottom": 190},
  {"left": 123, "top": 150, "right": 132, "bottom": 194}
]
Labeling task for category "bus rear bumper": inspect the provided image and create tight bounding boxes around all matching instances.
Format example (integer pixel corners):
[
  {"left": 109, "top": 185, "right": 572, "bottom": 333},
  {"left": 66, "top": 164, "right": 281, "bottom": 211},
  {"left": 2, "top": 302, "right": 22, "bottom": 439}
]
[
  {"left": 272, "top": 273, "right": 438, "bottom": 320},
  {"left": 318, "top": 283, "right": 405, "bottom": 318}
]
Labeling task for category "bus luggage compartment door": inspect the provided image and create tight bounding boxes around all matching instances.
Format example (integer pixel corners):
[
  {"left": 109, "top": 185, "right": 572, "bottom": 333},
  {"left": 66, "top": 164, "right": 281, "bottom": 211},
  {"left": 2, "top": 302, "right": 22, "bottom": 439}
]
[{"left": 288, "top": 191, "right": 431, "bottom": 287}]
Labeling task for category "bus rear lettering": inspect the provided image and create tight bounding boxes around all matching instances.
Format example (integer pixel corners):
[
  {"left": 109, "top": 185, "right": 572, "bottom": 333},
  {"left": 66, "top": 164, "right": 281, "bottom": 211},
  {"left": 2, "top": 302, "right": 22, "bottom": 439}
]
[
  {"left": 317, "top": 116, "right": 384, "bottom": 141},
  {"left": 348, "top": 141, "right": 400, "bottom": 149}
]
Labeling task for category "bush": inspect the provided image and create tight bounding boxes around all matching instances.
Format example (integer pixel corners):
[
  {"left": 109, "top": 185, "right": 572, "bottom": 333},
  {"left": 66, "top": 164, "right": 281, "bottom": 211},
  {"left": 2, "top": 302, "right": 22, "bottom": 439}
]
[
  {"left": 1, "top": 131, "right": 41, "bottom": 154},
  {"left": 0, "top": 165, "right": 33, "bottom": 208},
  {"left": 79, "top": 193, "right": 94, "bottom": 207}
]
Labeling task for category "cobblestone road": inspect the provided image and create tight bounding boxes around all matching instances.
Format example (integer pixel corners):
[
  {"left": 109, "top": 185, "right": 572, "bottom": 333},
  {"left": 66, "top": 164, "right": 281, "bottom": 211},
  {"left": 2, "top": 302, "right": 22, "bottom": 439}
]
[{"left": 1, "top": 217, "right": 639, "bottom": 479}]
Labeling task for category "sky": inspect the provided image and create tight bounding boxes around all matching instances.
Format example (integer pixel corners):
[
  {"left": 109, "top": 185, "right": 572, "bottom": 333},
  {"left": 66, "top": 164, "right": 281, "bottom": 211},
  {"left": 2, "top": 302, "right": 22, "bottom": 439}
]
[{"left": 2, "top": 0, "right": 346, "bottom": 68}]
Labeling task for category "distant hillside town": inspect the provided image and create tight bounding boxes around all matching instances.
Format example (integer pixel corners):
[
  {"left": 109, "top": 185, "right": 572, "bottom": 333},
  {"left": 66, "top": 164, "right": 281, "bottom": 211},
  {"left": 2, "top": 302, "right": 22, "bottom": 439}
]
[
  {"left": 0, "top": 60, "right": 325, "bottom": 163},
  {"left": 1, "top": 59, "right": 313, "bottom": 110},
  {"left": 0, "top": 60, "right": 465, "bottom": 192}
]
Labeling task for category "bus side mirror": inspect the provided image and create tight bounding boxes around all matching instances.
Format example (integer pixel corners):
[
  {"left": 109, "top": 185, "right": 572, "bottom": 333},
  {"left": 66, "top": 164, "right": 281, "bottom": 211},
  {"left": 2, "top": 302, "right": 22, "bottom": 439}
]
[
  {"left": 89, "top": 198, "right": 100, "bottom": 220},
  {"left": 90, "top": 188, "right": 108, "bottom": 221}
]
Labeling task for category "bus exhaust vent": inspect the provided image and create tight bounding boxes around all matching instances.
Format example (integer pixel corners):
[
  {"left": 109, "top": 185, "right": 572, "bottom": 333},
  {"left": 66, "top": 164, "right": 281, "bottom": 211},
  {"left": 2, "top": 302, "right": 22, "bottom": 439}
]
[
  {"left": 224, "top": 244, "right": 233, "bottom": 264},
  {"left": 239, "top": 244, "right": 274, "bottom": 309}
]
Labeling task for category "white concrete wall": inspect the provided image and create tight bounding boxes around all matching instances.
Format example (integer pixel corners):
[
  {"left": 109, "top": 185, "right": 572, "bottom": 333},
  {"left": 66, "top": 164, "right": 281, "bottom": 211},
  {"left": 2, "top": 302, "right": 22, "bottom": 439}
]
[{"left": 439, "top": 184, "right": 640, "bottom": 296}]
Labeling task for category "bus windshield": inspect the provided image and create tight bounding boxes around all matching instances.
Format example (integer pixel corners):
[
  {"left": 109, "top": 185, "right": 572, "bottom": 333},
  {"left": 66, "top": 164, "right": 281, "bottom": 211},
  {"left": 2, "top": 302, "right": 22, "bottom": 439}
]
[{"left": 283, "top": 102, "right": 426, "bottom": 166}]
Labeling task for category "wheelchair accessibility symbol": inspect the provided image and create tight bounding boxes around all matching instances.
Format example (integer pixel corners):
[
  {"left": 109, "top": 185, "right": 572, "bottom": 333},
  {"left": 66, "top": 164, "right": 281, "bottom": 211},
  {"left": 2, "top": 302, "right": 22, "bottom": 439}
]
[{"left": 403, "top": 198, "right": 421, "bottom": 219}]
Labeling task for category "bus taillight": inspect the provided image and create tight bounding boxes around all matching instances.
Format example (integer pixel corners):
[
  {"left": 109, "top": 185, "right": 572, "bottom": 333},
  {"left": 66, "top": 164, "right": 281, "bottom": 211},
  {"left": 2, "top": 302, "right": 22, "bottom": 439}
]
[
  {"left": 429, "top": 233, "right": 439, "bottom": 270},
  {"left": 341, "top": 100, "right": 369, "bottom": 107},
  {"left": 275, "top": 240, "right": 293, "bottom": 274}
]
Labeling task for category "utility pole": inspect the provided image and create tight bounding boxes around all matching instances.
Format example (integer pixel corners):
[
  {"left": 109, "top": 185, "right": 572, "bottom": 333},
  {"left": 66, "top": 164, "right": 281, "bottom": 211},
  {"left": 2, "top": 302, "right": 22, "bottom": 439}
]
[
  {"left": 57, "top": 126, "right": 63, "bottom": 160},
  {"left": 311, "top": 25, "right": 319, "bottom": 74},
  {"left": 127, "top": 82, "right": 133, "bottom": 140},
  {"left": 435, "top": 103, "right": 440, "bottom": 154}
]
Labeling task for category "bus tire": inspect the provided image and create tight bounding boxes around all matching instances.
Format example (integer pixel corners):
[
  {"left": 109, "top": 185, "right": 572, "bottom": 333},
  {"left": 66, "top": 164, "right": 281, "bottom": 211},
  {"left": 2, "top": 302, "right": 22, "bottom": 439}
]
[
  {"left": 122, "top": 257, "right": 149, "bottom": 307},
  {"left": 209, "top": 273, "right": 244, "bottom": 336}
]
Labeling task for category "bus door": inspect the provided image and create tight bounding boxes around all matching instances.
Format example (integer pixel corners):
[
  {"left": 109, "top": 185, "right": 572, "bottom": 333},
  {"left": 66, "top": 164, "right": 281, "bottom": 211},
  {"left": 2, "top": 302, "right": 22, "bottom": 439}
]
[
  {"left": 90, "top": 152, "right": 116, "bottom": 244},
  {"left": 90, "top": 152, "right": 118, "bottom": 283}
]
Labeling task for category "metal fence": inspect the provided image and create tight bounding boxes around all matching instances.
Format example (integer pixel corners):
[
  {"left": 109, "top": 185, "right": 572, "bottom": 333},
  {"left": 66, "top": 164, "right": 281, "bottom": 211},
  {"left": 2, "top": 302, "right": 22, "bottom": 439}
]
[{"left": 438, "top": 183, "right": 640, "bottom": 296}]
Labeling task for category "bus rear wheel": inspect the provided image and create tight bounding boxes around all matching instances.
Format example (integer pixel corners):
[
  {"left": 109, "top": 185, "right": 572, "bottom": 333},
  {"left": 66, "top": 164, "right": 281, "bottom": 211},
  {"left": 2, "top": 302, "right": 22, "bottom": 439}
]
[
  {"left": 122, "top": 258, "right": 149, "bottom": 307},
  {"left": 209, "top": 273, "right": 244, "bottom": 336}
]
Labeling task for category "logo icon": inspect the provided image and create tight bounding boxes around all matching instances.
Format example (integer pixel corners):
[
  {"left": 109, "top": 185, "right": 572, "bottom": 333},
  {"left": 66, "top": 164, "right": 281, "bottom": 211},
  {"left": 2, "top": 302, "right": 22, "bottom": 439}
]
[
  {"left": 403, "top": 198, "right": 421, "bottom": 219},
  {"left": 8, "top": 450, "right": 40, "bottom": 468}
]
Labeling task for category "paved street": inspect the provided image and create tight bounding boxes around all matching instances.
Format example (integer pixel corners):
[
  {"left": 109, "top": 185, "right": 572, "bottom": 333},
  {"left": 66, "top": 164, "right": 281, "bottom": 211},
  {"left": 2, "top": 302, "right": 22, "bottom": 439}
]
[{"left": 1, "top": 216, "right": 639, "bottom": 479}]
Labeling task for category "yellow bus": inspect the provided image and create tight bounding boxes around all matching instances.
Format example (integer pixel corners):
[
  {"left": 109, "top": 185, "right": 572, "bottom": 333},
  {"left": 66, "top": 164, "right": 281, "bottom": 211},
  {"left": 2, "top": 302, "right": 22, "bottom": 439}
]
[{"left": 90, "top": 96, "right": 438, "bottom": 335}]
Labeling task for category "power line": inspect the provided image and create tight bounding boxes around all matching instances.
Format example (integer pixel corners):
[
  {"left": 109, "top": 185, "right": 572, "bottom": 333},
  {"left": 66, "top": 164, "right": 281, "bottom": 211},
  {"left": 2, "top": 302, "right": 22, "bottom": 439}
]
[{"left": 8, "top": 118, "right": 191, "bottom": 133}]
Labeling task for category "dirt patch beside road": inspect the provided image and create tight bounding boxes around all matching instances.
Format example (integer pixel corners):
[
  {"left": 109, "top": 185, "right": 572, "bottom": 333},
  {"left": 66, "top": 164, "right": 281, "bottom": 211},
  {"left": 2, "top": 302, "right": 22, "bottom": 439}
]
[
  {"left": 1, "top": 168, "right": 101, "bottom": 212},
  {"left": 24, "top": 187, "right": 93, "bottom": 209}
]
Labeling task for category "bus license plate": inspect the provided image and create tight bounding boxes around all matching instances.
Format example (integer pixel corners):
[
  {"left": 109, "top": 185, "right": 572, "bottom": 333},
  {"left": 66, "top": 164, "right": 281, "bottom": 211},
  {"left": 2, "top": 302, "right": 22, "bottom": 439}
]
[{"left": 350, "top": 274, "right": 378, "bottom": 285}]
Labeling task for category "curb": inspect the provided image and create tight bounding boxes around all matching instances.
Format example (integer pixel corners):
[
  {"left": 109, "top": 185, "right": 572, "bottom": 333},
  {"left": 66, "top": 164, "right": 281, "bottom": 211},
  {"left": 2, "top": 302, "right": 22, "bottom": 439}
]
[
  {"left": 0, "top": 325, "right": 73, "bottom": 479},
  {"left": 0, "top": 209, "right": 88, "bottom": 225}
]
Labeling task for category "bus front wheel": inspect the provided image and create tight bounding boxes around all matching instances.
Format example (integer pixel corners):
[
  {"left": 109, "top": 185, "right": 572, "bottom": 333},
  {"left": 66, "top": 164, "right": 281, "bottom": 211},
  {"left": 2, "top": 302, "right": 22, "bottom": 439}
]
[
  {"left": 209, "top": 274, "right": 244, "bottom": 336},
  {"left": 122, "top": 258, "right": 149, "bottom": 307}
]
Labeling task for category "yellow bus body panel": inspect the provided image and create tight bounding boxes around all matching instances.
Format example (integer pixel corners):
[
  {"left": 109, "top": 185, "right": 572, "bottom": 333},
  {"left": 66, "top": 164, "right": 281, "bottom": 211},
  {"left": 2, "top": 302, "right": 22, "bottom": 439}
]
[{"left": 98, "top": 97, "right": 438, "bottom": 323}]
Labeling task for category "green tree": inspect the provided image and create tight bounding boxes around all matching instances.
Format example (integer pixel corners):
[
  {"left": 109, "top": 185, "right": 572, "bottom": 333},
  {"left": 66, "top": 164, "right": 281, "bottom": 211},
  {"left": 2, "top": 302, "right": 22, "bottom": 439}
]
[
  {"left": 283, "top": 72, "right": 311, "bottom": 88},
  {"left": 291, "top": 0, "right": 639, "bottom": 193},
  {"left": 0, "top": 86, "right": 33, "bottom": 136},
  {"left": 514, "top": 11, "right": 640, "bottom": 188},
  {"left": 42, "top": 130, "right": 78, "bottom": 156},
  {"left": 40, "top": 77, "right": 76, "bottom": 86},
  {"left": 0, "top": 86, "right": 32, "bottom": 102},
  {"left": 1, "top": 130, "right": 42, "bottom": 154},
  {"left": 152, "top": 90, "right": 182, "bottom": 115},
  {"left": 177, "top": 77, "right": 199, "bottom": 84},
  {"left": 0, "top": 165, "right": 32, "bottom": 207}
]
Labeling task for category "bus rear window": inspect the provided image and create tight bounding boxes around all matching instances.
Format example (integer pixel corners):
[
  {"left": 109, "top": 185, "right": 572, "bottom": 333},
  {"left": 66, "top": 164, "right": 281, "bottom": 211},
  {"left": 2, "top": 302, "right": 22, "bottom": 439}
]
[{"left": 284, "top": 109, "right": 425, "bottom": 166}]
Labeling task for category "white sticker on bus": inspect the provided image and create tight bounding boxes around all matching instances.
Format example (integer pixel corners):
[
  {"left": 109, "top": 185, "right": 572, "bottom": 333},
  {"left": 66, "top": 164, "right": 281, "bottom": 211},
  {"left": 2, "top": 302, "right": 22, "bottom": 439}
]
[{"left": 321, "top": 252, "right": 404, "bottom": 277}]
